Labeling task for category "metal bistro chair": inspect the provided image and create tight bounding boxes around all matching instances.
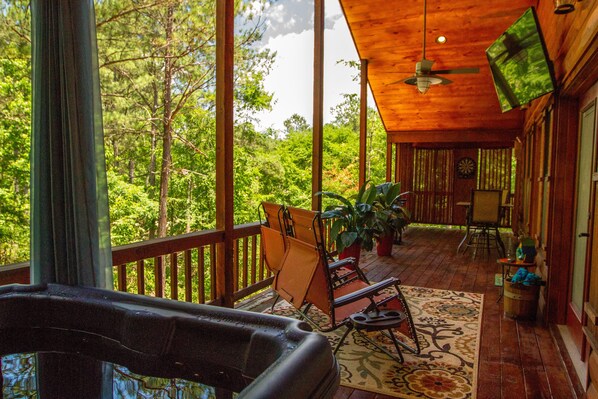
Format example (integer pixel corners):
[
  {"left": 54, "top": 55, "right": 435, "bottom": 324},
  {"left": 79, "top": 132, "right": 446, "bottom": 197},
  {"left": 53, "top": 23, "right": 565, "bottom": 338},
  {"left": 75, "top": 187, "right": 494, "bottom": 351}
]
[{"left": 463, "top": 189, "right": 506, "bottom": 259}]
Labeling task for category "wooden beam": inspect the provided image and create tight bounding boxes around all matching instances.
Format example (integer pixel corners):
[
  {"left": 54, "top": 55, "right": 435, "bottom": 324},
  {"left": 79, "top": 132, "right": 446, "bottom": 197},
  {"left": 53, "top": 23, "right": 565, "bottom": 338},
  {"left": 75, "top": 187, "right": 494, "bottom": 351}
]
[
  {"left": 387, "top": 129, "right": 520, "bottom": 144},
  {"left": 311, "top": 0, "right": 324, "bottom": 211},
  {"left": 359, "top": 59, "right": 368, "bottom": 187},
  {"left": 411, "top": 141, "right": 516, "bottom": 149},
  {"left": 215, "top": 0, "right": 234, "bottom": 308}
]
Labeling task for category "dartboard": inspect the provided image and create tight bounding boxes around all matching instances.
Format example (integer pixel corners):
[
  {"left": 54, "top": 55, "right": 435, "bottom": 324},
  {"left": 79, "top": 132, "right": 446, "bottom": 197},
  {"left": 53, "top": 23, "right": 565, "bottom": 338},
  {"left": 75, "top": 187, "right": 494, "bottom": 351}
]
[{"left": 456, "top": 157, "right": 476, "bottom": 179}]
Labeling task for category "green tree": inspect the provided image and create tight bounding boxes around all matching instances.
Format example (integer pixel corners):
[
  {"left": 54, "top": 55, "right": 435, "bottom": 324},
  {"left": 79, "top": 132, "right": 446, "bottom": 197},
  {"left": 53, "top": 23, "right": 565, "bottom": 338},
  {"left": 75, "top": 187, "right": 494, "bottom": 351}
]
[
  {"left": 95, "top": 0, "right": 275, "bottom": 238},
  {"left": 0, "top": 0, "right": 30, "bottom": 264}
]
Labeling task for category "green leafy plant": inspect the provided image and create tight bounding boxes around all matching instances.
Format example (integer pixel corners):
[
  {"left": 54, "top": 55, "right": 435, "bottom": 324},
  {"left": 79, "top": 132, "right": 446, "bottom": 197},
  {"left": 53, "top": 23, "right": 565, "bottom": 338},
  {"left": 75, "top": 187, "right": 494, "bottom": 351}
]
[
  {"left": 372, "top": 182, "right": 411, "bottom": 239},
  {"left": 317, "top": 182, "right": 378, "bottom": 253}
]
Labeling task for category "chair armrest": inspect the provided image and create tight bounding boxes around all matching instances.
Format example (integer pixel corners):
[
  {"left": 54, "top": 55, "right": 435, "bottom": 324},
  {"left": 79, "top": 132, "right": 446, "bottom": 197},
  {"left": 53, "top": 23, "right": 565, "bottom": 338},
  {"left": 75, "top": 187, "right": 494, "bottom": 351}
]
[
  {"left": 328, "top": 258, "right": 355, "bottom": 271},
  {"left": 333, "top": 278, "right": 400, "bottom": 308},
  {"left": 328, "top": 257, "right": 370, "bottom": 284}
]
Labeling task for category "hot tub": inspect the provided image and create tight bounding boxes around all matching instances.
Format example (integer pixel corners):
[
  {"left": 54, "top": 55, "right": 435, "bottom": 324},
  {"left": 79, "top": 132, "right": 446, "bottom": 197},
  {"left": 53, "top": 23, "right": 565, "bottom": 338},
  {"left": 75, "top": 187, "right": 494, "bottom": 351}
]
[{"left": 0, "top": 284, "right": 339, "bottom": 398}]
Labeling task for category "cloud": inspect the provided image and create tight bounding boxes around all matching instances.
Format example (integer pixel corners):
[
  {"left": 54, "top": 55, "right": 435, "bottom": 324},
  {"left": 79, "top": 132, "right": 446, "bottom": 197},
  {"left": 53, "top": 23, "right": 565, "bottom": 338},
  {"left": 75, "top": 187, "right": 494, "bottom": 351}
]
[
  {"left": 259, "top": 0, "right": 343, "bottom": 41},
  {"left": 254, "top": 13, "right": 365, "bottom": 131},
  {"left": 241, "top": 0, "right": 373, "bottom": 132}
]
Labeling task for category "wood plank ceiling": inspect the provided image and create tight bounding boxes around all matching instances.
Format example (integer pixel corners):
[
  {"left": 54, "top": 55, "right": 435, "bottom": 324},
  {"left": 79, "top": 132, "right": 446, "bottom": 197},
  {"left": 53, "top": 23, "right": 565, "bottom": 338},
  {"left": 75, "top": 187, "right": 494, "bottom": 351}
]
[{"left": 339, "top": 0, "right": 535, "bottom": 145}]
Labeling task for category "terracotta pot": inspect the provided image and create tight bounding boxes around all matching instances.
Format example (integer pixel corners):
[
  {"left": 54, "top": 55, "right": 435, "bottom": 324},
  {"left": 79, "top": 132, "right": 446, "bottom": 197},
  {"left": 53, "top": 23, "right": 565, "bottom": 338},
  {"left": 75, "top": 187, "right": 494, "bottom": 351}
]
[
  {"left": 376, "top": 234, "right": 394, "bottom": 256},
  {"left": 339, "top": 242, "right": 361, "bottom": 267}
]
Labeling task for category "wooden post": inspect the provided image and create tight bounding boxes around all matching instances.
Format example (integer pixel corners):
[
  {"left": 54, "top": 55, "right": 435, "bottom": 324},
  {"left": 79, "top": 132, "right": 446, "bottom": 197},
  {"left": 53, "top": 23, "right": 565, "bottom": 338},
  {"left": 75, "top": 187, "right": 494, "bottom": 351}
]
[
  {"left": 312, "top": 0, "right": 324, "bottom": 211},
  {"left": 386, "top": 142, "right": 392, "bottom": 182},
  {"left": 215, "top": 0, "right": 235, "bottom": 308},
  {"left": 359, "top": 59, "right": 368, "bottom": 188},
  {"left": 394, "top": 143, "right": 400, "bottom": 183},
  {"left": 546, "top": 97, "right": 579, "bottom": 324}
]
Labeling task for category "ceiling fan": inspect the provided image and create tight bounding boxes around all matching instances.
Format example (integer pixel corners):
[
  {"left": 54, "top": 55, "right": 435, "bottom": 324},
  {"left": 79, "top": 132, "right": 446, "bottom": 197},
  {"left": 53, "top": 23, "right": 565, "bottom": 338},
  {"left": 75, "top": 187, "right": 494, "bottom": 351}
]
[{"left": 394, "top": 0, "right": 479, "bottom": 94}]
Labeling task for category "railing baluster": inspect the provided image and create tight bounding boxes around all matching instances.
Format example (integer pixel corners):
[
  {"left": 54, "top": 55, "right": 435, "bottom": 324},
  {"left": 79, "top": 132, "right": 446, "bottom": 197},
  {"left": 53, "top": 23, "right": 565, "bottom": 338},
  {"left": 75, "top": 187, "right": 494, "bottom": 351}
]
[
  {"left": 198, "top": 246, "right": 205, "bottom": 304},
  {"left": 170, "top": 252, "right": 178, "bottom": 300},
  {"left": 242, "top": 237, "right": 249, "bottom": 289},
  {"left": 210, "top": 243, "right": 216, "bottom": 301},
  {"left": 233, "top": 239, "right": 239, "bottom": 291},
  {"left": 184, "top": 250, "right": 192, "bottom": 302},
  {"left": 259, "top": 236, "right": 265, "bottom": 280},
  {"left": 117, "top": 264, "right": 127, "bottom": 292},
  {"left": 251, "top": 235, "right": 257, "bottom": 285},
  {"left": 137, "top": 260, "right": 145, "bottom": 295},
  {"left": 155, "top": 256, "right": 164, "bottom": 298}
]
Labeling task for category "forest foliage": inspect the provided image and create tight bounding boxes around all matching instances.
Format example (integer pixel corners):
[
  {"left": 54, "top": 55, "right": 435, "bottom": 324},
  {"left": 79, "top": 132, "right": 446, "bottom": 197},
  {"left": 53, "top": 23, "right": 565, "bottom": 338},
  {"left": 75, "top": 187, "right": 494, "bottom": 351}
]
[{"left": 0, "top": 0, "right": 386, "bottom": 265}]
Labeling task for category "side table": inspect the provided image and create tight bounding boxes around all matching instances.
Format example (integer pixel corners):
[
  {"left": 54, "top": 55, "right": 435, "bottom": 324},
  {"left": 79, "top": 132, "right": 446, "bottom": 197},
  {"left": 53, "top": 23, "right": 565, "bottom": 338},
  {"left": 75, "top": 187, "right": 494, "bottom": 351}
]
[{"left": 335, "top": 309, "right": 408, "bottom": 363}]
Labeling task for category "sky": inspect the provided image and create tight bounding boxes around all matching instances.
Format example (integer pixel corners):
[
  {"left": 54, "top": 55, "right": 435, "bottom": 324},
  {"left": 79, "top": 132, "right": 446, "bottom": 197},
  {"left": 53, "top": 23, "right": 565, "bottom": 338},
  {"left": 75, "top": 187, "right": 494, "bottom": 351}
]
[{"left": 245, "top": 0, "right": 373, "bottom": 132}]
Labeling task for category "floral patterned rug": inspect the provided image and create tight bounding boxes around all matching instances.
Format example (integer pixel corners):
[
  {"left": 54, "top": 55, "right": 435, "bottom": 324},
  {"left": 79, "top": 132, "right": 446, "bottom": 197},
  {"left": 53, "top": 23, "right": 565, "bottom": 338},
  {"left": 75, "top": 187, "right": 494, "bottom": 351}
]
[{"left": 266, "top": 286, "right": 483, "bottom": 399}]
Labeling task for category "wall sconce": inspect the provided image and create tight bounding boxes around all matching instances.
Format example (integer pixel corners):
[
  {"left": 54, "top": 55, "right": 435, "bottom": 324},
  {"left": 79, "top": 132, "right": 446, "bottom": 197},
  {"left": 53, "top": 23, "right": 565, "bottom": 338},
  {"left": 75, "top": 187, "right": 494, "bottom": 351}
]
[{"left": 554, "top": 0, "right": 575, "bottom": 14}]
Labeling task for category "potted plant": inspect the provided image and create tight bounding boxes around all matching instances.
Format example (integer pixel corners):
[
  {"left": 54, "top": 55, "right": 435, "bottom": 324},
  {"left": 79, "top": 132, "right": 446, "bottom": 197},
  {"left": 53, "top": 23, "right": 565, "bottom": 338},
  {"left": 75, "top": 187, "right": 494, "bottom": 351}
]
[
  {"left": 372, "top": 182, "right": 411, "bottom": 256},
  {"left": 317, "top": 182, "right": 378, "bottom": 262}
]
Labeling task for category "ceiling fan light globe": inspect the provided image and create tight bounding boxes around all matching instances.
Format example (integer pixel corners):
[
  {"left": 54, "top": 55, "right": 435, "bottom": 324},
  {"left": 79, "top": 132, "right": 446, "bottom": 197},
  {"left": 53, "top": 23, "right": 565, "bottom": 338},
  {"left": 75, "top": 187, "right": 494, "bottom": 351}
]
[
  {"left": 417, "top": 77, "right": 432, "bottom": 94},
  {"left": 416, "top": 76, "right": 443, "bottom": 94}
]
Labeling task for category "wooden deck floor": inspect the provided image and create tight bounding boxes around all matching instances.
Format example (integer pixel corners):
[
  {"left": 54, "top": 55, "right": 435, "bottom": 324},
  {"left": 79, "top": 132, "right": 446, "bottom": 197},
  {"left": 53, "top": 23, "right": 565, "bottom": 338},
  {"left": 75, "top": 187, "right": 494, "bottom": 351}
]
[{"left": 241, "top": 226, "right": 581, "bottom": 399}]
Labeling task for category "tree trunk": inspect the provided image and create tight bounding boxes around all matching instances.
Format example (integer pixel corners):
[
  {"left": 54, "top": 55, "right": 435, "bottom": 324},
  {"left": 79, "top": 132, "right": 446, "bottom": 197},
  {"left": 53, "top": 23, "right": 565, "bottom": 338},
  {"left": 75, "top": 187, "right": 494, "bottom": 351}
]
[
  {"left": 128, "top": 160, "right": 135, "bottom": 183},
  {"left": 186, "top": 179, "right": 192, "bottom": 233},
  {"left": 148, "top": 80, "right": 158, "bottom": 188},
  {"left": 157, "top": 4, "right": 174, "bottom": 238},
  {"left": 112, "top": 139, "right": 119, "bottom": 171}
]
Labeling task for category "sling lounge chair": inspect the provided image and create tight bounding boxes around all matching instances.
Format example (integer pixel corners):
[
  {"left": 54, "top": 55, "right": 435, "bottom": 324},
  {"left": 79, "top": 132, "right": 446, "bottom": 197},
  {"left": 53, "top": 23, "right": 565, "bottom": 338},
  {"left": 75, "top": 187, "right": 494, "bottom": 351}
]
[{"left": 272, "top": 208, "right": 420, "bottom": 363}]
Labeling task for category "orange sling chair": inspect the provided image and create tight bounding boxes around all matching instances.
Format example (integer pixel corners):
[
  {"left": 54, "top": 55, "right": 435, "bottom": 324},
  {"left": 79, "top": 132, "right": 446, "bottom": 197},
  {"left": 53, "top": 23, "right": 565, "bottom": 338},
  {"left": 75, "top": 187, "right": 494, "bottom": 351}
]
[{"left": 261, "top": 205, "right": 420, "bottom": 362}]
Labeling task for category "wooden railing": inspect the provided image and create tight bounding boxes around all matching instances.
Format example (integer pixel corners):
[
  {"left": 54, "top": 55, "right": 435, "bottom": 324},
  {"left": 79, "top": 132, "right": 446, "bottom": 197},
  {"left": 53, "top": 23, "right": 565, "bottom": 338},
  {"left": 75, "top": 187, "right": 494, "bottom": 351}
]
[{"left": 0, "top": 222, "right": 273, "bottom": 305}]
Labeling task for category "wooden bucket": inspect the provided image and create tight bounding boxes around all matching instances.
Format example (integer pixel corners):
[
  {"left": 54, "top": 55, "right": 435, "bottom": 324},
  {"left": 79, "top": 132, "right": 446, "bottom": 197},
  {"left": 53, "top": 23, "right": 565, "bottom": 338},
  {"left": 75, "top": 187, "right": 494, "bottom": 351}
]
[{"left": 504, "top": 280, "right": 539, "bottom": 319}]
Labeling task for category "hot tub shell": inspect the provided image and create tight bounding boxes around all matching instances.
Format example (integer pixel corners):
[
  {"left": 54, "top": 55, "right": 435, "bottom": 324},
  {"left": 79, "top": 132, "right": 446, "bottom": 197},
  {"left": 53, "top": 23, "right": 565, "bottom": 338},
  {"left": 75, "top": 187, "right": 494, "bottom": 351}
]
[{"left": 0, "top": 284, "right": 340, "bottom": 398}]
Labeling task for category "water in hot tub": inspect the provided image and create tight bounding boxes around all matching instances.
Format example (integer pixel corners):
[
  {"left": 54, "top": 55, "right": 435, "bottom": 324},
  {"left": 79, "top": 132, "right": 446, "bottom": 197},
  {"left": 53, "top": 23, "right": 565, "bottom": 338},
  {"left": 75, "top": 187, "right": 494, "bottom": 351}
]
[{"left": 1, "top": 352, "right": 236, "bottom": 398}]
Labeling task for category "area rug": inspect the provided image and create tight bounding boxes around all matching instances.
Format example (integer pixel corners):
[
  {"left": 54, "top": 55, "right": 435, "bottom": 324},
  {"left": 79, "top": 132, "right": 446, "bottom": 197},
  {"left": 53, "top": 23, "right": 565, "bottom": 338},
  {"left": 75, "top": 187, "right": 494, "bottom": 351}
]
[{"left": 266, "top": 286, "right": 483, "bottom": 399}]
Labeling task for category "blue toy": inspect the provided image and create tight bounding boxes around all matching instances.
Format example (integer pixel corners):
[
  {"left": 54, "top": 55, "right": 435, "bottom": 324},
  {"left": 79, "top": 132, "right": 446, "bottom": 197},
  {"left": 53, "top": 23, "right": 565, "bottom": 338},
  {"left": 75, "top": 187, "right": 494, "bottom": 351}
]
[{"left": 510, "top": 267, "right": 542, "bottom": 286}]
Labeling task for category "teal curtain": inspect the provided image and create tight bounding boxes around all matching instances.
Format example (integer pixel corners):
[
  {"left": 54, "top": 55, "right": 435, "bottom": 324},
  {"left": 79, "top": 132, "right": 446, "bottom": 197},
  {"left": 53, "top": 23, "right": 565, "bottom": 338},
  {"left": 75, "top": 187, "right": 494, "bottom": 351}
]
[{"left": 30, "top": 0, "right": 112, "bottom": 289}]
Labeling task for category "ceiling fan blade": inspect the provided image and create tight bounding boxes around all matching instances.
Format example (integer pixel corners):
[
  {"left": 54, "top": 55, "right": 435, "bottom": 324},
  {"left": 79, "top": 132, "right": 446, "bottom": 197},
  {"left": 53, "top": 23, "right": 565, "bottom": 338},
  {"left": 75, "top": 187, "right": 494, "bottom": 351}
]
[
  {"left": 432, "top": 67, "right": 480, "bottom": 75},
  {"left": 436, "top": 75, "right": 453, "bottom": 85},
  {"left": 389, "top": 75, "right": 418, "bottom": 85}
]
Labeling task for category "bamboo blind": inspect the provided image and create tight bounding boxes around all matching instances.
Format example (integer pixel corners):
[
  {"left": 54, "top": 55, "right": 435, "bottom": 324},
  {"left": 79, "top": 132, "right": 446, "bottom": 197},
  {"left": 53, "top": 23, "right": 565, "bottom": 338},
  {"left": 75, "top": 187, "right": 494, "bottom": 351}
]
[
  {"left": 477, "top": 148, "right": 513, "bottom": 193},
  {"left": 395, "top": 146, "right": 513, "bottom": 226},
  {"left": 411, "top": 148, "right": 454, "bottom": 224},
  {"left": 477, "top": 147, "right": 514, "bottom": 227}
]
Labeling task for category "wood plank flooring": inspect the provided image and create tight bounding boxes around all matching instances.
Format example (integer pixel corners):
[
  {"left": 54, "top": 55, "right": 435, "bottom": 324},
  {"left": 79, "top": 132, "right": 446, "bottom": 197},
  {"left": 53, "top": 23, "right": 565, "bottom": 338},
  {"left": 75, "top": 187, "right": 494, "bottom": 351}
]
[{"left": 239, "top": 226, "right": 580, "bottom": 399}]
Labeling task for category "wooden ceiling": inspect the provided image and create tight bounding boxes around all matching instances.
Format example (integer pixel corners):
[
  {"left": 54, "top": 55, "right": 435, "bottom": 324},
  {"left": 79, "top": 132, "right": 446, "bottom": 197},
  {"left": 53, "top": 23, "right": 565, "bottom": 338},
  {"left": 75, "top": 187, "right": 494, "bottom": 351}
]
[{"left": 339, "top": 0, "right": 535, "bottom": 144}]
